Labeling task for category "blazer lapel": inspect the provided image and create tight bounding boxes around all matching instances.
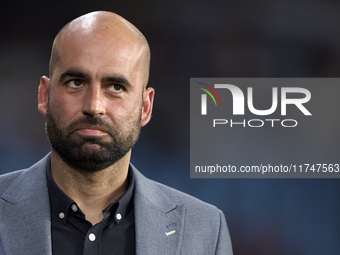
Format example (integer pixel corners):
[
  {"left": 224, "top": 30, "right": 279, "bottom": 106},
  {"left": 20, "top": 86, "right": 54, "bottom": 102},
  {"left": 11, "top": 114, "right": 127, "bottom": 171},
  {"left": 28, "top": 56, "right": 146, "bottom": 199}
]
[
  {"left": 131, "top": 165, "right": 186, "bottom": 255},
  {"left": 0, "top": 155, "right": 52, "bottom": 255}
]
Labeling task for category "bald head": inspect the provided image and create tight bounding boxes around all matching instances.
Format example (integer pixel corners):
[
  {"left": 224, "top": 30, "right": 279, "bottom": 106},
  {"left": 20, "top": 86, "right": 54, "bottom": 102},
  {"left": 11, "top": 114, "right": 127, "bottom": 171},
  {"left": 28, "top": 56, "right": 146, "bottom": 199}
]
[{"left": 49, "top": 11, "right": 150, "bottom": 87}]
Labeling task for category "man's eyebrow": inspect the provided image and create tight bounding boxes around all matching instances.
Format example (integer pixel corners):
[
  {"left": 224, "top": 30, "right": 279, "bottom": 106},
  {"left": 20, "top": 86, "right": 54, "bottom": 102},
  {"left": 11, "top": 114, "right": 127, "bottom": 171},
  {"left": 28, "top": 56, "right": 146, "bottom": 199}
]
[
  {"left": 59, "top": 70, "right": 91, "bottom": 83},
  {"left": 102, "top": 76, "right": 132, "bottom": 88}
]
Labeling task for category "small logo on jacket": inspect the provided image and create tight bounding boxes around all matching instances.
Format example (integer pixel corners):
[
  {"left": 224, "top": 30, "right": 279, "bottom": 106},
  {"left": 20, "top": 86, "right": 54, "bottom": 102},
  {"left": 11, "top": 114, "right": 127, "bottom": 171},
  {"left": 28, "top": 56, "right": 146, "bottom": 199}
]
[{"left": 165, "top": 230, "right": 176, "bottom": 236}]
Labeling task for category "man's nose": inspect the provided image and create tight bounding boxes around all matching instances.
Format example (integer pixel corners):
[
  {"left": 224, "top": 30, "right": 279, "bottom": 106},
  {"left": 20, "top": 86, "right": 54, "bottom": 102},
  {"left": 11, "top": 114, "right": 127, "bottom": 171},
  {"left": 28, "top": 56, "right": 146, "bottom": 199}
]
[{"left": 82, "top": 86, "right": 106, "bottom": 116}]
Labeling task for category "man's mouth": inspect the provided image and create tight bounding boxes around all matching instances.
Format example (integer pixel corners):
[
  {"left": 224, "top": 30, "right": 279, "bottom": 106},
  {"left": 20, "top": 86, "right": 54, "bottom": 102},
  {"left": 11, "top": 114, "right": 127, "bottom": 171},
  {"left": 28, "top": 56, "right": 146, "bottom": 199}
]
[{"left": 74, "top": 125, "right": 109, "bottom": 136}]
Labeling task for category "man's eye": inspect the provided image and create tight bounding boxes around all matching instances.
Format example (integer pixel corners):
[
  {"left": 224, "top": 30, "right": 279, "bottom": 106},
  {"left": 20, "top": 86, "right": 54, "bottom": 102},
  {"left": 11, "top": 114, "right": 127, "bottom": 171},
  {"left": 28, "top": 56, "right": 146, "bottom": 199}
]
[
  {"left": 109, "top": 84, "right": 123, "bottom": 93},
  {"left": 67, "top": 79, "right": 83, "bottom": 88}
]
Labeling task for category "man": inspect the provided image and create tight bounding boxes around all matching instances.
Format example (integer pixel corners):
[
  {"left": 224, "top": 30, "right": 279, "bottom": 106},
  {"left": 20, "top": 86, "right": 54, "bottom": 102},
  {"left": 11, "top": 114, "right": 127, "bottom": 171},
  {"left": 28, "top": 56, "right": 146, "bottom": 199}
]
[{"left": 0, "top": 11, "right": 233, "bottom": 255}]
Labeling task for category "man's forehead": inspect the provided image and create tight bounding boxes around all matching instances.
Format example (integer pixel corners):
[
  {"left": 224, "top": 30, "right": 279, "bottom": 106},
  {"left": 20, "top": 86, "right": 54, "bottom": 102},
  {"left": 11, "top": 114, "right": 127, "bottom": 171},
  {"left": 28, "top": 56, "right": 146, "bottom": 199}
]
[
  {"left": 56, "top": 35, "right": 145, "bottom": 74},
  {"left": 49, "top": 11, "right": 150, "bottom": 86}
]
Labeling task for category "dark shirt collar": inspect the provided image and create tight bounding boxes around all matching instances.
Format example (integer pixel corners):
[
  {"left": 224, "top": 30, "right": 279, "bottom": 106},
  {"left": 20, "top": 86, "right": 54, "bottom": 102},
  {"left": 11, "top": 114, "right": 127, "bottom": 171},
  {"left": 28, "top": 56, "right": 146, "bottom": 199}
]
[{"left": 46, "top": 161, "right": 135, "bottom": 225}]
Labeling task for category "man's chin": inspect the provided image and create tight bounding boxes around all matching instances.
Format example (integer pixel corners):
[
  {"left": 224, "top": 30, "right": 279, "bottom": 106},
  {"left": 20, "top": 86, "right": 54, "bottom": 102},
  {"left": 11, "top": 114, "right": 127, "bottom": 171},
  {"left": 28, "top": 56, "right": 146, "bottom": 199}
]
[
  {"left": 57, "top": 148, "right": 115, "bottom": 172},
  {"left": 80, "top": 143, "right": 103, "bottom": 151}
]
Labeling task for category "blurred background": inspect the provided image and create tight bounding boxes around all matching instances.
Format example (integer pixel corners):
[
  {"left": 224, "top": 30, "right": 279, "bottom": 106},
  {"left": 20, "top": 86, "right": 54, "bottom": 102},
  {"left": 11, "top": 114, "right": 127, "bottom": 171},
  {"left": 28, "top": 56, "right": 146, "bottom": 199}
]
[{"left": 1, "top": 0, "right": 340, "bottom": 254}]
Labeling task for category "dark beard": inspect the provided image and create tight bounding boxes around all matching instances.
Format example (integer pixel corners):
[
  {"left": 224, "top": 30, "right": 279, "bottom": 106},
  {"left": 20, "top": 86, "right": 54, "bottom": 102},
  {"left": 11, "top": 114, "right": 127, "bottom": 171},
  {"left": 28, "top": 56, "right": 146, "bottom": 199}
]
[{"left": 45, "top": 106, "right": 141, "bottom": 172}]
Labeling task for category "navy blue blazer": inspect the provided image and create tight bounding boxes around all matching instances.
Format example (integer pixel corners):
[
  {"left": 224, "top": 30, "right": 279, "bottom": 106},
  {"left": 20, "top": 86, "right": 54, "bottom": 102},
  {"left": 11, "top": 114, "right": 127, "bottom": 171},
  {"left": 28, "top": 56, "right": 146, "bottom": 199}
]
[{"left": 0, "top": 154, "right": 233, "bottom": 254}]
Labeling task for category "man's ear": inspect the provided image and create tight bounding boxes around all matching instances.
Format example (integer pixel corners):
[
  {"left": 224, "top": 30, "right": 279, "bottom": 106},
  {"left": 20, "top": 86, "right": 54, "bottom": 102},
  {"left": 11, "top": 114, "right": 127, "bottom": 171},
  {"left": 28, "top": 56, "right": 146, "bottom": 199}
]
[
  {"left": 38, "top": 76, "right": 50, "bottom": 116},
  {"left": 141, "top": 87, "right": 155, "bottom": 127}
]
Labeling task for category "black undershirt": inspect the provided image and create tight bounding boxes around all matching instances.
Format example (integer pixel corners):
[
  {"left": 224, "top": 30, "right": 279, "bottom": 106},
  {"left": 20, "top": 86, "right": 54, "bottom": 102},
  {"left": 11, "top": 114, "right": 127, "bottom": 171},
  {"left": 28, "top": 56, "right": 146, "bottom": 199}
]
[{"left": 46, "top": 163, "right": 135, "bottom": 255}]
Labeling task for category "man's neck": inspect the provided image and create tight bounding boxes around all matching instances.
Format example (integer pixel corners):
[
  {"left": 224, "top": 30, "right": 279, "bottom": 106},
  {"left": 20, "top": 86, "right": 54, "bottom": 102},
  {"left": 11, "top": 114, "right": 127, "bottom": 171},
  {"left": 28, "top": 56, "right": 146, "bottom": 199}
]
[{"left": 50, "top": 150, "right": 130, "bottom": 225}]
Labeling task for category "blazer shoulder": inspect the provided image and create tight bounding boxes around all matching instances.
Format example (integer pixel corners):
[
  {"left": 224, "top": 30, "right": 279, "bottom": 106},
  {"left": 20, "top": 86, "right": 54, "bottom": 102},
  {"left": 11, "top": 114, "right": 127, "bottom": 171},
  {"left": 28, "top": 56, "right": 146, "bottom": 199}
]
[
  {"left": 0, "top": 169, "right": 26, "bottom": 195},
  {"left": 137, "top": 174, "right": 233, "bottom": 254},
  {"left": 132, "top": 167, "right": 233, "bottom": 255},
  {"left": 0, "top": 154, "right": 50, "bottom": 203}
]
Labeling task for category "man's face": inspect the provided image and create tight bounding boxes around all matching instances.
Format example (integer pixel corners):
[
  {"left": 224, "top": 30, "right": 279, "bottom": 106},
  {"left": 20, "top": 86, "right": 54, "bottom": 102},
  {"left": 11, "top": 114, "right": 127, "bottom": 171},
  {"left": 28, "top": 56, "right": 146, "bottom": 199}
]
[{"left": 40, "top": 28, "right": 152, "bottom": 172}]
